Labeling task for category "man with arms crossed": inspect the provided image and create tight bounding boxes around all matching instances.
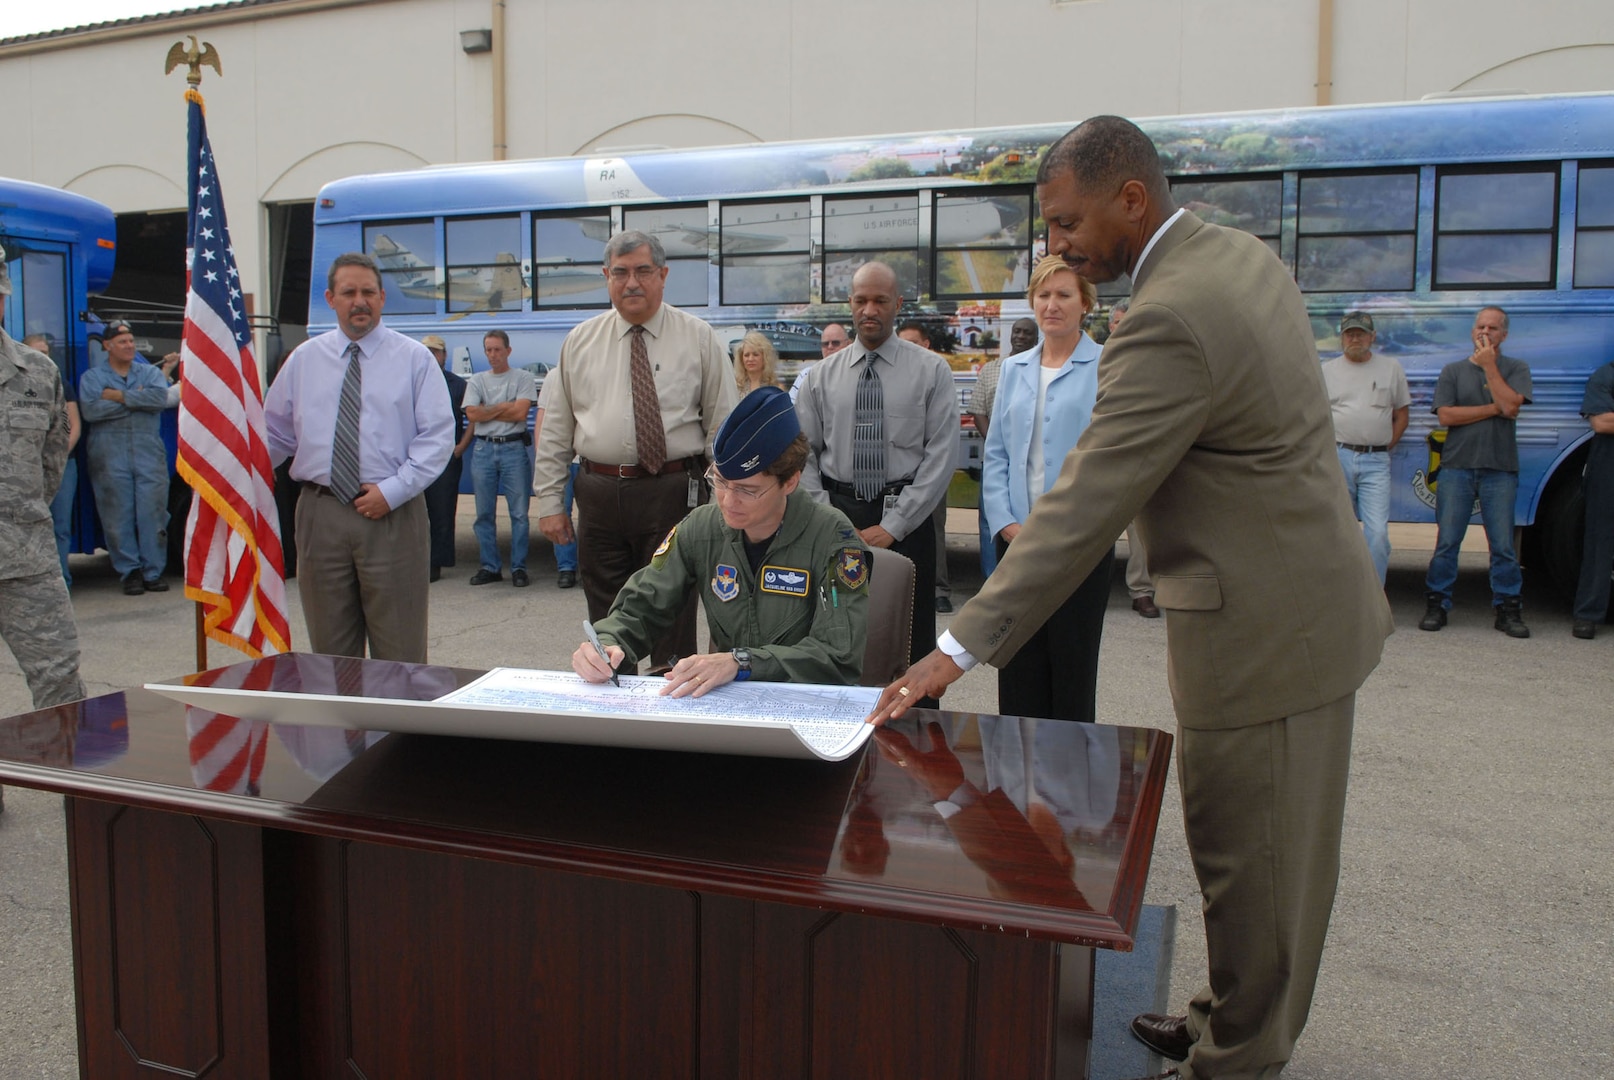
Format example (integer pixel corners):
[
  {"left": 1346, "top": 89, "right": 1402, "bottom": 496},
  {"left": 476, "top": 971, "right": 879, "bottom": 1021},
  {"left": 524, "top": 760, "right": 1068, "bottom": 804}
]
[
  {"left": 266, "top": 253, "right": 452, "bottom": 661},
  {"left": 535, "top": 231, "right": 736, "bottom": 671},
  {"left": 870, "top": 117, "right": 1392, "bottom": 1080},
  {"left": 1323, "top": 310, "right": 1410, "bottom": 585},
  {"left": 1418, "top": 306, "right": 1533, "bottom": 637},
  {"left": 463, "top": 329, "right": 537, "bottom": 588}
]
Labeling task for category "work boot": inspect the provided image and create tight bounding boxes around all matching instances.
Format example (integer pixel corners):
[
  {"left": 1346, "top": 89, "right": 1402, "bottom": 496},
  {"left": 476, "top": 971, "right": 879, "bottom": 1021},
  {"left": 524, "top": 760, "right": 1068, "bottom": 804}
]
[
  {"left": 1418, "top": 592, "right": 1447, "bottom": 631},
  {"left": 1493, "top": 597, "right": 1530, "bottom": 638}
]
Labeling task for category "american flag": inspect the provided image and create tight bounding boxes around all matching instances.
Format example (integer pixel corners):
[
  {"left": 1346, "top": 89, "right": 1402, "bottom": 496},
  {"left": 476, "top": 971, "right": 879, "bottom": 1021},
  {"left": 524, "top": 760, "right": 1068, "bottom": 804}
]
[{"left": 176, "top": 88, "right": 291, "bottom": 658}]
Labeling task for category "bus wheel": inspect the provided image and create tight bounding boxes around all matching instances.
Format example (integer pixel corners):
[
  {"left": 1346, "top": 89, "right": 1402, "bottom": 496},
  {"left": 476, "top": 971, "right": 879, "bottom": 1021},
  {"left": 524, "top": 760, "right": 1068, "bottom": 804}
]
[{"left": 1530, "top": 476, "right": 1584, "bottom": 602}]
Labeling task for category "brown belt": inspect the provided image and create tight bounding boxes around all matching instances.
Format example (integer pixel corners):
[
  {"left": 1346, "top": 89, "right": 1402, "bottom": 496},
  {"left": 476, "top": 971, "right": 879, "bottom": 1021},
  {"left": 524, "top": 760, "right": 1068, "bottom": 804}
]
[{"left": 578, "top": 456, "right": 702, "bottom": 479}]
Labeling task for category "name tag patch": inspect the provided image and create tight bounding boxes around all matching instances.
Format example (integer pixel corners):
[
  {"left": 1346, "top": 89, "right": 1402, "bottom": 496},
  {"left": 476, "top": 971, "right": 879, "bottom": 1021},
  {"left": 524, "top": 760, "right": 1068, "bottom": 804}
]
[{"left": 759, "top": 565, "right": 810, "bottom": 596}]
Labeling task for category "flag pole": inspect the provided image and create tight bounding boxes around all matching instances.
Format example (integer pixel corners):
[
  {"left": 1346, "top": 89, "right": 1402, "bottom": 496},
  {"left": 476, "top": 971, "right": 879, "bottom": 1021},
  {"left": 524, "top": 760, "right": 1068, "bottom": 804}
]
[{"left": 168, "top": 37, "right": 221, "bottom": 671}]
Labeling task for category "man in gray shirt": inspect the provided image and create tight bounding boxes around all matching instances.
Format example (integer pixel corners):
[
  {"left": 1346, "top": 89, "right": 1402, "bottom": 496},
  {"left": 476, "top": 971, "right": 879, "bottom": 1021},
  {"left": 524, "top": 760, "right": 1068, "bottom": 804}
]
[
  {"left": 796, "top": 261, "right": 955, "bottom": 691},
  {"left": 464, "top": 329, "right": 537, "bottom": 587},
  {"left": 1420, "top": 306, "right": 1533, "bottom": 636}
]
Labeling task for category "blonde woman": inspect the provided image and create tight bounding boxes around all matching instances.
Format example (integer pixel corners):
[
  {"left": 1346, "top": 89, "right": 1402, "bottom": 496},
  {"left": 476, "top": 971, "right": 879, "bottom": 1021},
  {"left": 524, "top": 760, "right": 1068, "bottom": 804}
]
[{"left": 732, "top": 331, "right": 778, "bottom": 393}]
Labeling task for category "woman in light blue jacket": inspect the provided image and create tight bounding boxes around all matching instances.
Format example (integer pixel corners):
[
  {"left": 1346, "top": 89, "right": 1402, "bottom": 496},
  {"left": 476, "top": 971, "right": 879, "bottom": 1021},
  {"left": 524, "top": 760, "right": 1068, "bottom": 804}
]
[{"left": 980, "top": 255, "right": 1111, "bottom": 723}]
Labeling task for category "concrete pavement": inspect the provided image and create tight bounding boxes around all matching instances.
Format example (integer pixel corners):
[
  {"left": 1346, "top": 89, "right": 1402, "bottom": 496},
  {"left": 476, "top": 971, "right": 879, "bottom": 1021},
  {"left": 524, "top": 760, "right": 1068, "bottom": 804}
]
[{"left": 1, "top": 506, "right": 1609, "bottom": 1078}]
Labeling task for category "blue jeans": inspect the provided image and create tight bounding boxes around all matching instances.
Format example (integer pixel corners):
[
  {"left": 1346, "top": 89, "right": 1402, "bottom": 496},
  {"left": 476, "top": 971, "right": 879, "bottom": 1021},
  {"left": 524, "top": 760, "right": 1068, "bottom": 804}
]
[
  {"left": 554, "top": 461, "right": 578, "bottom": 572},
  {"left": 1425, "top": 466, "right": 1520, "bottom": 607},
  {"left": 1336, "top": 446, "right": 1391, "bottom": 585},
  {"left": 471, "top": 438, "right": 532, "bottom": 573},
  {"left": 50, "top": 456, "right": 78, "bottom": 586}
]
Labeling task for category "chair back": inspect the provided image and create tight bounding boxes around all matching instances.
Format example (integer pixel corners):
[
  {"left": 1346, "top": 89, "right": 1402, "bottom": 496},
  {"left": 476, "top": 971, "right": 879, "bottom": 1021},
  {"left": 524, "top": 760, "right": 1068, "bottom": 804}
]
[{"left": 859, "top": 547, "right": 915, "bottom": 687}]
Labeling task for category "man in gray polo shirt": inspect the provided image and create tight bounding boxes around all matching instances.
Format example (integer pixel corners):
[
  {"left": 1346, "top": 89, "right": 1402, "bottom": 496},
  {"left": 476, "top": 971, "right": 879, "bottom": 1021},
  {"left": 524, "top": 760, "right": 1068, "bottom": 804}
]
[
  {"left": 1322, "top": 311, "right": 1410, "bottom": 585},
  {"left": 1420, "top": 306, "right": 1533, "bottom": 636},
  {"left": 464, "top": 329, "right": 537, "bottom": 587}
]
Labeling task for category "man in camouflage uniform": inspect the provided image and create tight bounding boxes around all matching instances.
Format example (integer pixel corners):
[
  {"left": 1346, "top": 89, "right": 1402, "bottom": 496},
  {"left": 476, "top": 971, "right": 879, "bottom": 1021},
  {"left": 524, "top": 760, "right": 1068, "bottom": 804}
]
[
  {"left": 0, "top": 244, "right": 88, "bottom": 812},
  {"left": 573, "top": 387, "right": 870, "bottom": 694}
]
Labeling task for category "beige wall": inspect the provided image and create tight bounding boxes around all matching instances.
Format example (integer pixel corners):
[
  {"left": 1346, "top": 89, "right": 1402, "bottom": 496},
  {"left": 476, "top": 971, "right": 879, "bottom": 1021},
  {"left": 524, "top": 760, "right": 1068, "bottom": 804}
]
[{"left": 1, "top": 0, "right": 1611, "bottom": 315}]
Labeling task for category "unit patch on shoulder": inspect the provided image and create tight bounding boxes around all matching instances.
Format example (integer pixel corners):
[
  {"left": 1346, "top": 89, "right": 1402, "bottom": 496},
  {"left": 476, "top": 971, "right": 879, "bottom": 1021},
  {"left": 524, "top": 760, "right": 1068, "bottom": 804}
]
[
  {"left": 835, "top": 548, "right": 870, "bottom": 591},
  {"left": 759, "top": 565, "right": 810, "bottom": 597},
  {"left": 711, "top": 563, "right": 740, "bottom": 602},
  {"left": 653, "top": 526, "right": 677, "bottom": 559}
]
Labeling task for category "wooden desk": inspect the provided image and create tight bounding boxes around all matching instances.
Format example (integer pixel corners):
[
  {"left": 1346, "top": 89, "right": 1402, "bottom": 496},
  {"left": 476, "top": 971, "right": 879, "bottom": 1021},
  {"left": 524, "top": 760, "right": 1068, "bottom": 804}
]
[{"left": 0, "top": 654, "right": 1171, "bottom": 1079}]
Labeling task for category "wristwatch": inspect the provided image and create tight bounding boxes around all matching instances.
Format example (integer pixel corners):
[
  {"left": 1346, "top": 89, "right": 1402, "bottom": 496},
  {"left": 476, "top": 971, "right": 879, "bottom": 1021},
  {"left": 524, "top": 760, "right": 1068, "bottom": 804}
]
[{"left": 731, "top": 648, "right": 752, "bottom": 682}]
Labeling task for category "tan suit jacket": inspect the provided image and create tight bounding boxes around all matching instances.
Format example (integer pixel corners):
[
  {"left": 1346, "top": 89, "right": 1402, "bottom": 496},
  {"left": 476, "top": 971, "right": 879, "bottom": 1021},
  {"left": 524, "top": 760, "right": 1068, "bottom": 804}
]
[{"left": 952, "top": 212, "right": 1392, "bottom": 729}]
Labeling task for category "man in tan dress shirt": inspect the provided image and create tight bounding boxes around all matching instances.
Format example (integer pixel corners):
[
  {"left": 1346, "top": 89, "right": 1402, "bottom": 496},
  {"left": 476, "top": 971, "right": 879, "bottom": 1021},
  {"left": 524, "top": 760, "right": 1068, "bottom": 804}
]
[{"left": 535, "top": 231, "right": 736, "bottom": 670}]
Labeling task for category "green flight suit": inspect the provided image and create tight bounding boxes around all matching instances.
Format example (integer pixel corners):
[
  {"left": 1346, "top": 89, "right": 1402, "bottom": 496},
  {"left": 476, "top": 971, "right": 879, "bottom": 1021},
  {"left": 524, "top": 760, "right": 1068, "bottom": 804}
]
[{"left": 595, "top": 489, "right": 870, "bottom": 684}]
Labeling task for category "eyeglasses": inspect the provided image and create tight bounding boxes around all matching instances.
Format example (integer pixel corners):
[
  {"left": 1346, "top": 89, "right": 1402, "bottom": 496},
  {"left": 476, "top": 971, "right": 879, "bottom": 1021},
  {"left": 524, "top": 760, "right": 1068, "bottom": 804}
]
[
  {"left": 705, "top": 468, "right": 775, "bottom": 502},
  {"left": 820, "top": 338, "right": 848, "bottom": 354},
  {"left": 607, "top": 265, "right": 662, "bottom": 282}
]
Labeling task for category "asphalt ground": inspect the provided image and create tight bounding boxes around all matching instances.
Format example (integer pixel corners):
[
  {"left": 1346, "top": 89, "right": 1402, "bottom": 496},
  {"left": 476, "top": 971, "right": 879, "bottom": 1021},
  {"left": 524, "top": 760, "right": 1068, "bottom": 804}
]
[{"left": 2, "top": 505, "right": 1610, "bottom": 1079}]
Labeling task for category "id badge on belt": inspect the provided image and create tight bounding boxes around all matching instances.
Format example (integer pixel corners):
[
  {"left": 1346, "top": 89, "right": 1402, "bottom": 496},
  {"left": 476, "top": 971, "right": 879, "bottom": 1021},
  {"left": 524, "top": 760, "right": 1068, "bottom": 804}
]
[
  {"left": 688, "top": 473, "right": 700, "bottom": 508},
  {"left": 882, "top": 493, "right": 900, "bottom": 517}
]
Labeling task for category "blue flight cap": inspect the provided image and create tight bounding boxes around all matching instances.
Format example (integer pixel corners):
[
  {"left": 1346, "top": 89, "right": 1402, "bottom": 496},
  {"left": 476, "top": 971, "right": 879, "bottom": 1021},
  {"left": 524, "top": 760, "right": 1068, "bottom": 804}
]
[{"left": 714, "top": 386, "right": 800, "bottom": 479}]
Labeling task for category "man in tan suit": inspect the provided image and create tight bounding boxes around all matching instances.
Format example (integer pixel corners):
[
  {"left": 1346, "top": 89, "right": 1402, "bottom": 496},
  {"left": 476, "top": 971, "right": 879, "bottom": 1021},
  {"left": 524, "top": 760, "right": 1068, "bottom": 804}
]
[{"left": 870, "top": 117, "right": 1393, "bottom": 1080}]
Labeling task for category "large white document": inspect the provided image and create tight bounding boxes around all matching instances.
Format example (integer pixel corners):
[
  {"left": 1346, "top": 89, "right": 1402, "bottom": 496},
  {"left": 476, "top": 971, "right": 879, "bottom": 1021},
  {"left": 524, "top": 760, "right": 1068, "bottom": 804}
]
[{"left": 146, "top": 667, "right": 879, "bottom": 762}]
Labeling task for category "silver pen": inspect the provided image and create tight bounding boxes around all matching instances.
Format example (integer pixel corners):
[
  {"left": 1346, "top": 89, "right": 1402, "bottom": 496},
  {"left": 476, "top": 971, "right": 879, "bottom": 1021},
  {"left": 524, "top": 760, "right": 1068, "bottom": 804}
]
[{"left": 582, "top": 620, "right": 620, "bottom": 687}]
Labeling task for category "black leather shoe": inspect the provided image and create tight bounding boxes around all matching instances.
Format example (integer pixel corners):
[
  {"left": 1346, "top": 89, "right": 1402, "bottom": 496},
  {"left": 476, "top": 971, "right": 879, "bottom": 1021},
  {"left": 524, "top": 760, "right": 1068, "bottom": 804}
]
[
  {"left": 1130, "top": 1013, "right": 1192, "bottom": 1061},
  {"left": 1418, "top": 593, "right": 1447, "bottom": 631},
  {"left": 935, "top": 595, "right": 953, "bottom": 613},
  {"left": 468, "top": 569, "right": 503, "bottom": 586},
  {"left": 142, "top": 577, "right": 169, "bottom": 592},
  {"left": 556, "top": 570, "right": 577, "bottom": 589},
  {"left": 122, "top": 572, "right": 145, "bottom": 596},
  {"left": 511, "top": 569, "right": 529, "bottom": 588},
  {"left": 1572, "top": 620, "right": 1596, "bottom": 640},
  {"left": 1493, "top": 598, "right": 1530, "bottom": 638}
]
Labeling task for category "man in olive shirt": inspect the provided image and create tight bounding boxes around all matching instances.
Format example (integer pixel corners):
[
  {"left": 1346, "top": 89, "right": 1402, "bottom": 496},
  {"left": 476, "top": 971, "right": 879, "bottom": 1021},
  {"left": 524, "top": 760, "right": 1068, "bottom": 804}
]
[
  {"left": 536, "top": 231, "right": 737, "bottom": 669},
  {"left": 795, "top": 261, "right": 955, "bottom": 680},
  {"left": 574, "top": 388, "right": 869, "bottom": 694}
]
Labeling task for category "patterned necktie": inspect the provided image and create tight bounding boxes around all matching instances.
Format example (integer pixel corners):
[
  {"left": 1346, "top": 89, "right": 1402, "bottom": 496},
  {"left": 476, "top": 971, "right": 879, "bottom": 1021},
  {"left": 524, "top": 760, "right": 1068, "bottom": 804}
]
[
  {"left": 852, "top": 354, "right": 885, "bottom": 501},
  {"left": 330, "top": 340, "right": 363, "bottom": 503},
  {"left": 629, "top": 325, "right": 667, "bottom": 474}
]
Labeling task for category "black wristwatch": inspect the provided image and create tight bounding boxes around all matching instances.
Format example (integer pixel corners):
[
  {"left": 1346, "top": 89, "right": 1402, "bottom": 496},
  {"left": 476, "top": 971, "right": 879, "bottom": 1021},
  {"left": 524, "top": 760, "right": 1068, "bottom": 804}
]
[{"left": 732, "top": 648, "right": 752, "bottom": 682}]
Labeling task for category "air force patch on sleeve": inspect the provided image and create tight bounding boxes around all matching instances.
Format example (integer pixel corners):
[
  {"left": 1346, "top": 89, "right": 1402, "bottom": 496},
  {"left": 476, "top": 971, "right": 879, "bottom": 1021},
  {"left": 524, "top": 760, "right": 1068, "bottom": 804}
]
[
  {"left": 835, "top": 548, "right": 870, "bottom": 591},
  {"left": 653, "top": 527, "right": 676, "bottom": 558}
]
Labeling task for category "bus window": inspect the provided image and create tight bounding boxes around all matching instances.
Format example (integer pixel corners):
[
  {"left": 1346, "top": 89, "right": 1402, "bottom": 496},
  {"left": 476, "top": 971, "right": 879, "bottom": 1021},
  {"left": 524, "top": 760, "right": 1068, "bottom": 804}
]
[
  {"left": 623, "top": 203, "right": 708, "bottom": 307},
  {"left": 533, "top": 211, "right": 609, "bottom": 308},
  {"left": 1574, "top": 163, "right": 1614, "bottom": 287},
  {"left": 14, "top": 249, "right": 69, "bottom": 353},
  {"left": 932, "top": 189, "right": 1032, "bottom": 300},
  {"left": 1170, "top": 176, "right": 1281, "bottom": 258},
  {"left": 1296, "top": 170, "right": 1418, "bottom": 292},
  {"left": 365, "top": 219, "right": 438, "bottom": 315},
  {"left": 720, "top": 200, "right": 810, "bottom": 305},
  {"left": 1434, "top": 166, "right": 1558, "bottom": 288},
  {"left": 824, "top": 194, "right": 921, "bottom": 301},
  {"left": 446, "top": 214, "right": 524, "bottom": 313}
]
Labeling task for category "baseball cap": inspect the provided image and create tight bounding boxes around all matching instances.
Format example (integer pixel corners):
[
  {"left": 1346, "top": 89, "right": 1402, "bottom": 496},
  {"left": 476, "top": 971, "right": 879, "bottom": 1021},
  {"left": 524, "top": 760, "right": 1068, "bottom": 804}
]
[
  {"left": 1339, "top": 311, "right": 1375, "bottom": 334},
  {"left": 420, "top": 334, "right": 447, "bottom": 351},
  {"left": 101, "top": 321, "right": 135, "bottom": 341}
]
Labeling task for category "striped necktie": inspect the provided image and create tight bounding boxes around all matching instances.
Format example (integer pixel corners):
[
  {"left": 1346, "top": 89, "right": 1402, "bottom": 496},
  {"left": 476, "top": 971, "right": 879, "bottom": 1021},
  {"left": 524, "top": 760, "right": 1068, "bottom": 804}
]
[
  {"left": 330, "top": 340, "right": 363, "bottom": 503},
  {"left": 852, "top": 354, "right": 884, "bottom": 501},
  {"left": 629, "top": 325, "right": 667, "bottom": 474}
]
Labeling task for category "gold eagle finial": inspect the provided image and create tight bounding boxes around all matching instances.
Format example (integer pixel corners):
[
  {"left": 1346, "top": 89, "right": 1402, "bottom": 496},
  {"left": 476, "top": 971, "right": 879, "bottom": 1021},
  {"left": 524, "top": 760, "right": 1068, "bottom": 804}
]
[{"left": 164, "top": 36, "right": 222, "bottom": 86}]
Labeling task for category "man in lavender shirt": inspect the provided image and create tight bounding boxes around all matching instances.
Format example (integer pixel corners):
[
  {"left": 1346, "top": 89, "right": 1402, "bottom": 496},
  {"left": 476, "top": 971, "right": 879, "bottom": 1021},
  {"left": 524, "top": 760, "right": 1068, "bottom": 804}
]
[{"left": 265, "top": 253, "right": 452, "bottom": 661}]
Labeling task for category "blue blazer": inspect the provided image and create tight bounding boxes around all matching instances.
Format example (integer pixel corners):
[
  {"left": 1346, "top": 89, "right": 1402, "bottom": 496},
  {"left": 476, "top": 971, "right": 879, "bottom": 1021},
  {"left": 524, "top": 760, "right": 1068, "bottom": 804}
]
[{"left": 981, "top": 333, "right": 1102, "bottom": 540}]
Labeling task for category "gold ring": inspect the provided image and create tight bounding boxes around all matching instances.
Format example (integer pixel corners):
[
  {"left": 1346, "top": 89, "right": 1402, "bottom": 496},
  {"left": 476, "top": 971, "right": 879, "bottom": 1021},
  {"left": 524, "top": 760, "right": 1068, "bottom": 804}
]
[{"left": 897, "top": 686, "right": 911, "bottom": 698}]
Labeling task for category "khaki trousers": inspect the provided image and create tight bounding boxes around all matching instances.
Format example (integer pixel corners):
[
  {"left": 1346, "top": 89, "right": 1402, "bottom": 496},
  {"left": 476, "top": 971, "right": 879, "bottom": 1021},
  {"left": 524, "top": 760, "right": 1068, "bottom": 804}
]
[
  {"left": 1177, "top": 692, "right": 1355, "bottom": 1080},
  {"left": 295, "top": 486, "right": 429, "bottom": 662}
]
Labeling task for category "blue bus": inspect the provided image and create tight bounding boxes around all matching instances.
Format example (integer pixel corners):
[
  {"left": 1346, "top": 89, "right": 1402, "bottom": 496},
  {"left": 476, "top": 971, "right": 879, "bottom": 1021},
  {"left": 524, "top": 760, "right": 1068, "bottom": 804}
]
[
  {"left": 309, "top": 92, "right": 1614, "bottom": 596},
  {"left": 0, "top": 178, "right": 117, "bottom": 557}
]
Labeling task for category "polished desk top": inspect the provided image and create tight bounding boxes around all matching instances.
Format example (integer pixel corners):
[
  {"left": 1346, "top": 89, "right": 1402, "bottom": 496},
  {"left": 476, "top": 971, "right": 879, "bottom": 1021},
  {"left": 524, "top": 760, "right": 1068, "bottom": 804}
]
[{"left": 0, "top": 653, "right": 1172, "bottom": 948}]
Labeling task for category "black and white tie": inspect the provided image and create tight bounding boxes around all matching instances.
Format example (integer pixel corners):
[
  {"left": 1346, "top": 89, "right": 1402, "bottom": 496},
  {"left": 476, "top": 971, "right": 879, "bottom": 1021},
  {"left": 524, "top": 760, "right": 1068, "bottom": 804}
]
[
  {"left": 852, "top": 355, "right": 884, "bottom": 501},
  {"left": 331, "top": 341, "right": 363, "bottom": 503}
]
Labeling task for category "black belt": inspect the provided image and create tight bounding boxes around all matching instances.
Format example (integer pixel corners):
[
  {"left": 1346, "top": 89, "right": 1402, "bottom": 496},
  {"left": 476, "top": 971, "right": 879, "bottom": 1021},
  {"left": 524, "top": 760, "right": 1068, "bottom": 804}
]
[
  {"left": 476, "top": 433, "right": 526, "bottom": 444},
  {"left": 579, "top": 455, "right": 703, "bottom": 479},
  {"left": 1337, "top": 442, "right": 1390, "bottom": 454},
  {"left": 821, "top": 474, "right": 913, "bottom": 501}
]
